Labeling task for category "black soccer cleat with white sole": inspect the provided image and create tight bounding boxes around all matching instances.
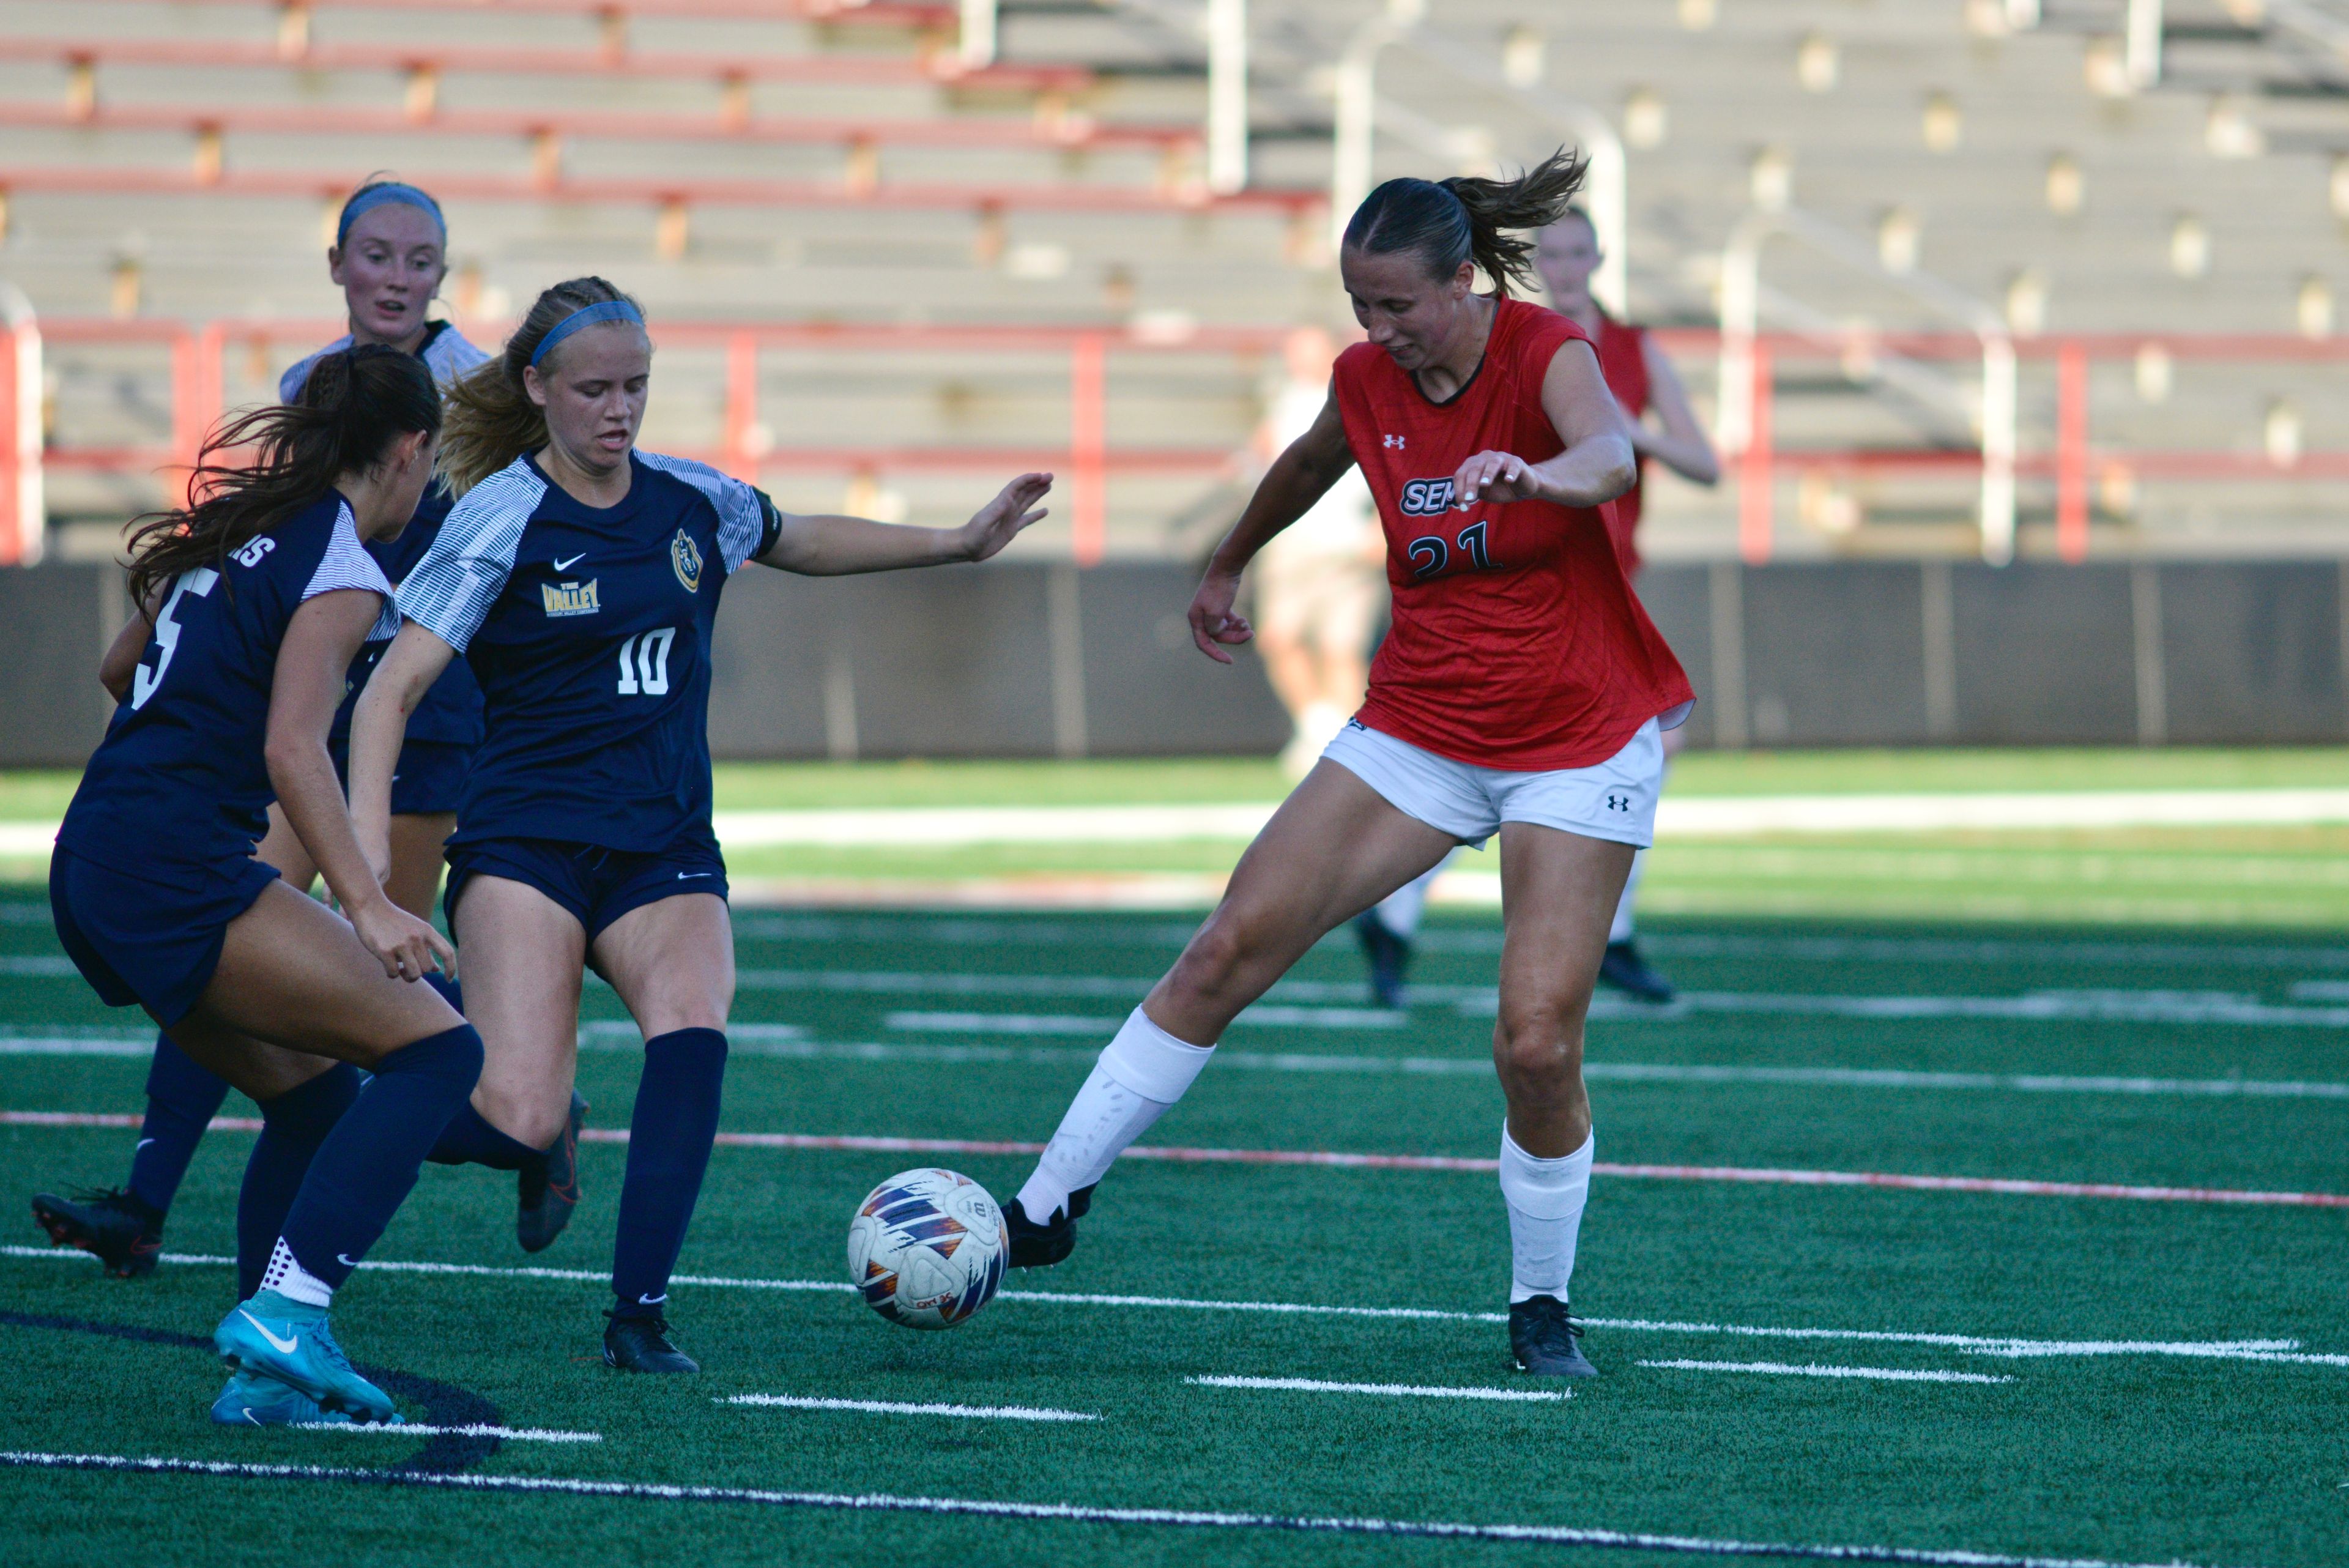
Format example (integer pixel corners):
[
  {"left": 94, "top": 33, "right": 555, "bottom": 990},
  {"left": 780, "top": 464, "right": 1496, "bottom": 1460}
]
[
  {"left": 31, "top": 1187, "right": 163, "bottom": 1278},
  {"left": 516, "top": 1091, "right": 588, "bottom": 1254},
  {"left": 1597, "top": 939, "right": 1674, "bottom": 1004},
  {"left": 1003, "top": 1184, "right": 1093, "bottom": 1269},
  {"left": 603, "top": 1310, "right": 698, "bottom": 1374},
  {"left": 1510, "top": 1295, "right": 1597, "bottom": 1378}
]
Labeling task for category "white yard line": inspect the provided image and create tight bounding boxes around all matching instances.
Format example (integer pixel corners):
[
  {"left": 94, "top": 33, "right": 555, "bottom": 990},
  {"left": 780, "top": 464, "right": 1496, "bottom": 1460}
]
[
  {"left": 0, "top": 1450, "right": 2253, "bottom": 1568},
  {"left": 1637, "top": 1360, "right": 2014, "bottom": 1384},
  {"left": 3, "top": 1245, "right": 2325, "bottom": 1364},
  {"left": 293, "top": 1423, "right": 601, "bottom": 1442},
  {"left": 1187, "top": 1375, "right": 1565, "bottom": 1403},
  {"left": 723, "top": 1394, "right": 1096, "bottom": 1422}
]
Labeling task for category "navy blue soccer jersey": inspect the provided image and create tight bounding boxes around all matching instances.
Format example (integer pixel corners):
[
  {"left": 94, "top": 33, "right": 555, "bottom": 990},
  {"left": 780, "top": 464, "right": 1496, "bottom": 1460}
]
[
  {"left": 57, "top": 495, "right": 396, "bottom": 880},
  {"left": 396, "top": 451, "right": 775, "bottom": 853},
  {"left": 281, "top": 322, "right": 490, "bottom": 749}
]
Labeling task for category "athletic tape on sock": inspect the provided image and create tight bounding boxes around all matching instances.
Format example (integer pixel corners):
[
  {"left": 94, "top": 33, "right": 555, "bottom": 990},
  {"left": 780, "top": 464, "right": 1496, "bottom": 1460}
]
[
  {"left": 1497, "top": 1126, "right": 1595, "bottom": 1220},
  {"left": 1098, "top": 1007, "right": 1215, "bottom": 1104}
]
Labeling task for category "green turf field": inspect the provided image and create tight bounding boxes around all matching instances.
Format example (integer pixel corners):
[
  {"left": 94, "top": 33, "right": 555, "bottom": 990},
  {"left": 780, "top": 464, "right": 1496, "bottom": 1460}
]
[{"left": 2, "top": 891, "right": 2345, "bottom": 1566}]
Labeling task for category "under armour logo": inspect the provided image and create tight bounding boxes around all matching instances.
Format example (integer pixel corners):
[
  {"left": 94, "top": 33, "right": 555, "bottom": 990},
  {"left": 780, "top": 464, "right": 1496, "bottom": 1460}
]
[
  {"left": 1606, "top": 793, "right": 1630, "bottom": 812},
  {"left": 1383, "top": 434, "right": 1406, "bottom": 449}
]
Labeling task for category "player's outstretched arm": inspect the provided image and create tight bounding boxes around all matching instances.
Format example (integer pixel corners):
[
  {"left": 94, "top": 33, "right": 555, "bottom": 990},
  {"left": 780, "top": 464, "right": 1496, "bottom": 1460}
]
[
  {"left": 347, "top": 622, "right": 459, "bottom": 889},
  {"left": 758, "top": 472, "right": 1053, "bottom": 576},
  {"left": 269, "top": 593, "right": 455, "bottom": 984},
  {"left": 1450, "top": 339, "right": 1636, "bottom": 510},
  {"left": 1189, "top": 391, "right": 1358, "bottom": 664}
]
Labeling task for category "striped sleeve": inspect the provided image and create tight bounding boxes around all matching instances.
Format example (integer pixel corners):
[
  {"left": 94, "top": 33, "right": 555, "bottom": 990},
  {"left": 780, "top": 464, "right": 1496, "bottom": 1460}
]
[
  {"left": 395, "top": 461, "right": 545, "bottom": 653},
  {"left": 636, "top": 450, "right": 774, "bottom": 574},
  {"left": 303, "top": 502, "right": 400, "bottom": 639}
]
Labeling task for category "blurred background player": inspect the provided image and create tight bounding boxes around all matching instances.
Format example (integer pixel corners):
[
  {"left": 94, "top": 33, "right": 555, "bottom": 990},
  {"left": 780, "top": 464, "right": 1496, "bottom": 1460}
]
[
  {"left": 1249, "top": 327, "right": 1382, "bottom": 781},
  {"left": 26, "top": 180, "right": 525, "bottom": 1273},
  {"left": 47, "top": 346, "right": 481, "bottom": 1426},
  {"left": 1001, "top": 153, "right": 1691, "bottom": 1380},
  {"left": 1532, "top": 207, "right": 1719, "bottom": 1003},
  {"left": 351, "top": 279, "right": 1053, "bottom": 1375}
]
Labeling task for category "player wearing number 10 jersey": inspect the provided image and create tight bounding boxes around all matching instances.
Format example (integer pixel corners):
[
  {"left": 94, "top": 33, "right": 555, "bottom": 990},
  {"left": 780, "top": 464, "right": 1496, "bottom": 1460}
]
[
  {"left": 1001, "top": 152, "right": 1691, "bottom": 1382},
  {"left": 351, "top": 278, "right": 1053, "bottom": 1373}
]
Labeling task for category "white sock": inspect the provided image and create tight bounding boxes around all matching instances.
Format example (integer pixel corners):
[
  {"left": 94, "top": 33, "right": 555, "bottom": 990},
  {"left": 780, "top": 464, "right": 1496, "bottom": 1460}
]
[
  {"left": 1373, "top": 854, "right": 1452, "bottom": 940},
  {"left": 1498, "top": 1124, "right": 1594, "bottom": 1305},
  {"left": 259, "top": 1236, "right": 335, "bottom": 1307},
  {"left": 1608, "top": 849, "right": 1644, "bottom": 945},
  {"left": 1015, "top": 1007, "right": 1215, "bottom": 1222}
]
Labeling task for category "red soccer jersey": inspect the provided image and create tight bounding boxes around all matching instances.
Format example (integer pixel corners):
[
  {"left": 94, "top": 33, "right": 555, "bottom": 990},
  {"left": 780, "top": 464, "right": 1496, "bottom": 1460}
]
[
  {"left": 1337, "top": 296, "right": 1691, "bottom": 771},
  {"left": 1590, "top": 313, "right": 1652, "bottom": 575}
]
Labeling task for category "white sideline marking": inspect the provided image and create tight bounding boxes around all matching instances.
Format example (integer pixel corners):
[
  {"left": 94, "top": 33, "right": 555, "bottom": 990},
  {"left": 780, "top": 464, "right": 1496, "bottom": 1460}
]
[
  {"left": 886, "top": 1007, "right": 1405, "bottom": 1034},
  {"left": 0, "top": 1451, "right": 2250, "bottom": 1568},
  {"left": 724, "top": 1394, "right": 1096, "bottom": 1422},
  {"left": 1189, "top": 1375, "right": 1565, "bottom": 1403},
  {"left": 12, "top": 1027, "right": 2349, "bottom": 1102},
  {"left": 4, "top": 1246, "right": 2332, "bottom": 1365},
  {"left": 294, "top": 1423, "right": 601, "bottom": 1442},
  {"left": 1638, "top": 1360, "right": 2014, "bottom": 1385},
  {"left": 13, "top": 786, "right": 2348, "bottom": 856}
]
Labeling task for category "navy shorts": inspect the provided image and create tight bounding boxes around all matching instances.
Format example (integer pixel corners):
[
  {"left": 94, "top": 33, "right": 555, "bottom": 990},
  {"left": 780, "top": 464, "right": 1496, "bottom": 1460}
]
[
  {"left": 49, "top": 846, "right": 281, "bottom": 1027},
  {"left": 443, "top": 827, "right": 729, "bottom": 943},
  {"left": 329, "top": 737, "right": 472, "bottom": 818}
]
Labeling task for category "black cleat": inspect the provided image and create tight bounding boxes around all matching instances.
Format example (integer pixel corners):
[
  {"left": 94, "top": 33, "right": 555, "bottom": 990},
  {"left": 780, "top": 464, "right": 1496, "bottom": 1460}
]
[
  {"left": 603, "top": 1310, "right": 699, "bottom": 1374},
  {"left": 31, "top": 1188, "right": 162, "bottom": 1279},
  {"left": 1003, "top": 1184, "right": 1093, "bottom": 1269},
  {"left": 1353, "top": 911, "right": 1411, "bottom": 1010},
  {"left": 1510, "top": 1295, "right": 1597, "bottom": 1377},
  {"left": 1597, "top": 939, "right": 1674, "bottom": 1004},
  {"left": 516, "top": 1091, "right": 587, "bottom": 1255}
]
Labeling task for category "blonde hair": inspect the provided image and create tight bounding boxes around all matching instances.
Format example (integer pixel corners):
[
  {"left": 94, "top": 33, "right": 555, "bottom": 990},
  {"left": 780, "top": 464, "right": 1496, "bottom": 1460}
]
[{"left": 439, "top": 276, "right": 643, "bottom": 496}]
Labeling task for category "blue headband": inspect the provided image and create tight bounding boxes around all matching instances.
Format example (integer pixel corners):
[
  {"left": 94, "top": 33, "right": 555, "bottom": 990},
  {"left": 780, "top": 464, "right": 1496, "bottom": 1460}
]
[
  {"left": 529, "top": 300, "right": 646, "bottom": 368},
  {"left": 337, "top": 182, "right": 447, "bottom": 248}
]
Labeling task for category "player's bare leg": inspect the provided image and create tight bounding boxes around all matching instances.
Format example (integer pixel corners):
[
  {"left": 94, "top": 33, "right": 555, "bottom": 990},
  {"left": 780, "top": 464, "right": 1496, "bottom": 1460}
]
[
  {"left": 1006, "top": 761, "right": 1456, "bottom": 1263},
  {"left": 590, "top": 893, "right": 735, "bottom": 1372},
  {"left": 1489, "top": 821, "right": 1633, "bottom": 1377}
]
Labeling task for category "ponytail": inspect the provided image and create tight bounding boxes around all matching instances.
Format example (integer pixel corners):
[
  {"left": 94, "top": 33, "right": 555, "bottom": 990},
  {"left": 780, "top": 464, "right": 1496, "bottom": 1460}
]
[
  {"left": 439, "top": 275, "right": 644, "bottom": 497},
  {"left": 125, "top": 344, "right": 439, "bottom": 609},
  {"left": 1342, "top": 146, "right": 1589, "bottom": 297}
]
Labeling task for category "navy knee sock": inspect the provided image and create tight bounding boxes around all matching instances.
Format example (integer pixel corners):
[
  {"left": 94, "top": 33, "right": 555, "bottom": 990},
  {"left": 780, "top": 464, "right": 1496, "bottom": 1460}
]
[
  {"left": 236, "top": 1064, "right": 362, "bottom": 1299},
  {"left": 128, "top": 1036, "right": 232, "bottom": 1222},
  {"left": 610, "top": 1028, "right": 727, "bottom": 1319},
  {"left": 276, "top": 1024, "right": 483, "bottom": 1293},
  {"left": 426, "top": 1102, "right": 541, "bottom": 1170}
]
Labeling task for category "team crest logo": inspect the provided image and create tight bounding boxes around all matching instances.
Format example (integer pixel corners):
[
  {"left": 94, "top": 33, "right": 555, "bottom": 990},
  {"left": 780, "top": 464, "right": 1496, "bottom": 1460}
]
[
  {"left": 671, "top": 530, "right": 705, "bottom": 593},
  {"left": 541, "top": 579, "right": 601, "bottom": 617}
]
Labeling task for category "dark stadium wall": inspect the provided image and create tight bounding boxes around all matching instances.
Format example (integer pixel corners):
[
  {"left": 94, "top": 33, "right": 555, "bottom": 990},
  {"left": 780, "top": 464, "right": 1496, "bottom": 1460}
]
[{"left": 5, "top": 560, "right": 2345, "bottom": 765}]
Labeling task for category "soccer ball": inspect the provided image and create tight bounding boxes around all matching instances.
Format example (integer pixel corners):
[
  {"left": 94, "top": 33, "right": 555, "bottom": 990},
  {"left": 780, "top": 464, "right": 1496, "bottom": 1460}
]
[{"left": 845, "top": 1168, "right": 1008, "bottom": 1331}]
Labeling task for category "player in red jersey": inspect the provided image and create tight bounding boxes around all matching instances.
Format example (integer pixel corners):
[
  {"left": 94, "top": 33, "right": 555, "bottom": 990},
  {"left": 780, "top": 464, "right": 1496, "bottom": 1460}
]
[
  {"left": 1534, "top": 207, "right": 1719, "bottom": 1003},
  {"left": 1000, "top": 150, "right": 1691, "bottom": 1378}
]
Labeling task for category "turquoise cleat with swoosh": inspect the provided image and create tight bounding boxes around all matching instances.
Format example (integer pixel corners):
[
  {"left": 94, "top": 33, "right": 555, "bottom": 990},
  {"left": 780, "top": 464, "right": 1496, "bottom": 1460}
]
[
  {"left": 209, "top": 1369, "right": 404, "bottom": 1428},
  {"left": 213, "top": 1290, "right": 399, "bottom": 1424}
]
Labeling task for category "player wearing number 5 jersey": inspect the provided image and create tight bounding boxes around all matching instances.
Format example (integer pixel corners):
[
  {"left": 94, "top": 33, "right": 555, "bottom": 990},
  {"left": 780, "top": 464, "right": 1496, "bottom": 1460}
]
[
  {"left": 350, "top": 278, "right": 1053, "bottom": 1373},
  {"left": 49, "top": 347, "right": 484, "bottom": 1427},
  {"left": 1001, "top": 151, "right": 1692, "bottom": 1380}
]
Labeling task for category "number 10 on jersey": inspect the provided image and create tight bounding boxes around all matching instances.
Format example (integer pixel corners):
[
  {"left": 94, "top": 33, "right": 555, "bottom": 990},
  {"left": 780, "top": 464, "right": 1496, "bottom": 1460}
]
[{"left": 617, "top": 627, "right": 677, "bottom": 696}]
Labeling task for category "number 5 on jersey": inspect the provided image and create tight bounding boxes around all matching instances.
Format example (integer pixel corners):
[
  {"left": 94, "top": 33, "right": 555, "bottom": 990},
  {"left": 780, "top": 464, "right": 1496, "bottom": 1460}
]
[{"left": 616, "top": 626, "right": 677, "bottom": 696}]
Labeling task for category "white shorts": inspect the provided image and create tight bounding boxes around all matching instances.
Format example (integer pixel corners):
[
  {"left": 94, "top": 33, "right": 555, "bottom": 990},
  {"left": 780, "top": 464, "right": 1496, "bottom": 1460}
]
[{"left": 1321, "top": 717, "right": 1667, "bottom": 849}]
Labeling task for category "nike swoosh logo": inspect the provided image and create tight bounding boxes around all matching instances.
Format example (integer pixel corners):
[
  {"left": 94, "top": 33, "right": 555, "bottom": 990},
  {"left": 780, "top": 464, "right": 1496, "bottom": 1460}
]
[
  {"left": 554, "top": 553, "right": 587, "bottom": 571},
  {"left": 136, "top": 1139, "right": 155, "bottom": 1151},
  {"left": 638, "top": 1292, "right": 666, "bottom": 1306},
  {"left": 677, "top": 871, "right": 714, "bottom": 880},
  {"left": 337, "top": 1254, "right": 360, "bottom": 1268},
  {"left": 239, "top": 1310, "right": 300, "bottom": 1355}
]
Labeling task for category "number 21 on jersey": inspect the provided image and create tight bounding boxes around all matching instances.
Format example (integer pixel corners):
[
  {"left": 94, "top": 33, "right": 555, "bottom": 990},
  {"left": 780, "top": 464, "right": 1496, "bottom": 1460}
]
[{"left": 616, "top": 627, "right": 677, "bottom": 696}]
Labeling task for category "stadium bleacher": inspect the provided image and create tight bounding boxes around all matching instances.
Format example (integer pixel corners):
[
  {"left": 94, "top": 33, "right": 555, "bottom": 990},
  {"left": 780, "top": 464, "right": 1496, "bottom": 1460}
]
[{"left": 3, "top": 0, "right": 2346, "bottom": 563}]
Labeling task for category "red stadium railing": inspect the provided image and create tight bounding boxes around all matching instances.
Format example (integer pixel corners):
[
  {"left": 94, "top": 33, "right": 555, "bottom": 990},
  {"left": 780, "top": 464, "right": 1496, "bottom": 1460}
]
[
  {"left": 75, "top": 0, "right": 962, "bottom": 22},
  {"left": 8, "top": 321, "right": 2347, "bottom": 569}
]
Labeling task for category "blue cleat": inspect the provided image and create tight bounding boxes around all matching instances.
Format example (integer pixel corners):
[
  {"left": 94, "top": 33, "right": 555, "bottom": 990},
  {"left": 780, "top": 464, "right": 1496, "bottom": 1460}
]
[
  {"left": 214, "top": 1290, "right": 398, "bottom": 1424},
  {"left": 209, "top": 1369, "right": 399, "bottom": 1428}
]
